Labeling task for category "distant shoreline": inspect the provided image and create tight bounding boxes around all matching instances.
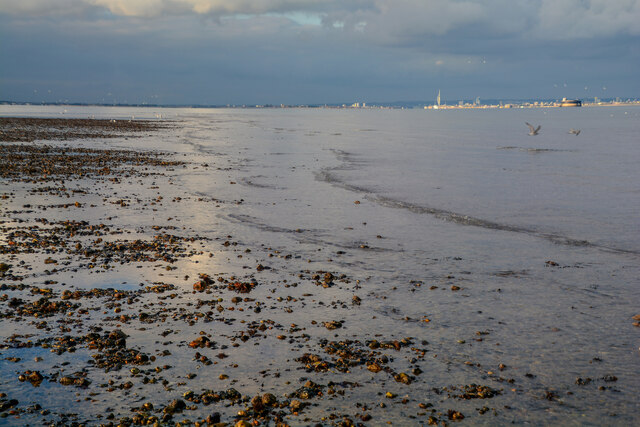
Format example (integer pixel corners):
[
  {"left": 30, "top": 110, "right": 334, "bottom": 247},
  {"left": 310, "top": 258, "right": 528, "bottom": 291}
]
[{"left": 1, "top": 99, "right": 639, "bottom": 110}]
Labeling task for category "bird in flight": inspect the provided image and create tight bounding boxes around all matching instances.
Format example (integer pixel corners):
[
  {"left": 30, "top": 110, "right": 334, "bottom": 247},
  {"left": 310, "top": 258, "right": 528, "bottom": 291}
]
[
  {"left": 569, "top": 128, "right": 581, "bottom": 135},
  {"left": 525, "top": 122, "right": 541, "bottom": 135}
]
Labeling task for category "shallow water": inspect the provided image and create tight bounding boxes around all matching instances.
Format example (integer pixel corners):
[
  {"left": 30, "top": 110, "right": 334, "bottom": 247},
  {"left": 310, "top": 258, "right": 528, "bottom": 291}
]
[{"left": 1, "top": 105, "right": 639, "bottom": 425}]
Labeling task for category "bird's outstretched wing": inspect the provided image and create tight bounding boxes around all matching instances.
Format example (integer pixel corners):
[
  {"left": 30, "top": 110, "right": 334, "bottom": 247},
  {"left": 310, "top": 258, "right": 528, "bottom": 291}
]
[{"left": 525, "top": 122, "right": 541, "bottom": 134}]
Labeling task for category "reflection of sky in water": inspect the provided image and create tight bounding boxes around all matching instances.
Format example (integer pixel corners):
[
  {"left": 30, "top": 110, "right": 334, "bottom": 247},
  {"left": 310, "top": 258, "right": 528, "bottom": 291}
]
[
  {"left": 1, "top": 347, "right": 91, "bottom": 413},
  {"left": 61, "top": 271, "right": 141, "bottom": 291}
]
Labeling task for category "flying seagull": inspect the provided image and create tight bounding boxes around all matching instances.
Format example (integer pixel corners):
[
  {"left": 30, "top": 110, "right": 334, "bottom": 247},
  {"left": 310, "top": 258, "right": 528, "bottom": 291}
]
[
  {"left": 525, "top": 122, "right": 541, "bottom": 136},
  {"left": 569, "top": 128, "right": 581, "bottom": 135}
]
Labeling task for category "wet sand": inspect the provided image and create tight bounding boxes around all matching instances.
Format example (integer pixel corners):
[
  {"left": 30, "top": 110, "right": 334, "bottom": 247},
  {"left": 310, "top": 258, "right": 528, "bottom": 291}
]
[{"left": 1, "top": 117, "right": 638, "bottom": 426}]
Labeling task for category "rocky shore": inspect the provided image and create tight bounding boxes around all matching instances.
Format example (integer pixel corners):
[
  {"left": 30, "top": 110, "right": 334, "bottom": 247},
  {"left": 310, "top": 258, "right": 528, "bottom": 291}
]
[{"left": 0, "top": 117, "right": 635, "bottom": 426}]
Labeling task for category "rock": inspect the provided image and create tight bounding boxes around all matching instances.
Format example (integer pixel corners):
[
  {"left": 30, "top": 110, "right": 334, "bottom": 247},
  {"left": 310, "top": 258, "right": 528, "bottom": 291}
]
[
  {"left": 108, "top": 329, "right": 127, "bottom": 346},
  {"left": 323, "top": 320, "right": 342, "bottom": 330},
  {"left": 189, "top": 336, "right": 212, "bottom": 348},
  {"left": 447, "top": 410, "right": 464, "bottom": 420},
  {"left": 59, "top": 376, "right": 75, "bottom": 386},
  {"left": 27, "top": 371, "right": 44, "bottom": 385},
  {"left": 394, "top": 373, "right": 412, "bottom": 384},
  {"left": 0, "top": 399, "right": 18, "bottom": 412},
  {"left": 261, "top": 393, "right": 277, "bottom": 407},
  {"left": 228, "top": 281, "right": 256, "bottom": 293},
  {"left": 205, "top": 413, "right": 221, "bottom": 424},
  {"left": 367, "top": 363, "right": 382, "bottom": 373},
  {"left": 251, "top": 395, "right": 264, "bottom": 412},
  {"left": 163, "top": 399, "right": 186, "bottom": 414},
  {"left": 193, "top": 274, "right": 213, "bottom": 291},
  {"left": 193, "top": 281, "right": 207, "bottom": 292},
  {"left": 135, "top": 353, "right": 149, "bottom": 363},
  {"left": 74, "top": 378, "right": 91, "bottom": 387}
]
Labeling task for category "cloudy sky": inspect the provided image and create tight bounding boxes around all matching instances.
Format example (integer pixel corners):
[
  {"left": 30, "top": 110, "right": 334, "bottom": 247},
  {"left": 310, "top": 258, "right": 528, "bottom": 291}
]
[{"left": 1, "top": 0, "right": 639, "bottom": 105}]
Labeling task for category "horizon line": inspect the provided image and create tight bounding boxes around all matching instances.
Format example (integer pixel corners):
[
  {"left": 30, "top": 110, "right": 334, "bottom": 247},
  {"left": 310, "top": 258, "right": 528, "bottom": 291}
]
[{"left": 2, "top": 96, "right": 639, "bottom": 109}]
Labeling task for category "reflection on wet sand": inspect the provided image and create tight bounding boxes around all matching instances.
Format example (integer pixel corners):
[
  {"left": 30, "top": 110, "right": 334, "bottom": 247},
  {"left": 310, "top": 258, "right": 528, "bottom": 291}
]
[{"left": 1, "top": 114, "right": 639, "bottom": 426}]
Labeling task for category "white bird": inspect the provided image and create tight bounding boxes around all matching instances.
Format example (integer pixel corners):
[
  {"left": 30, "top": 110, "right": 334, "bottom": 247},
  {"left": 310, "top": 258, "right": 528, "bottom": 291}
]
[
  {"left": 525, "top": 122, "right": 541, "bottom": 136},
  {"left": 569, "top": 128, "right": 581, "bottom": 135}
]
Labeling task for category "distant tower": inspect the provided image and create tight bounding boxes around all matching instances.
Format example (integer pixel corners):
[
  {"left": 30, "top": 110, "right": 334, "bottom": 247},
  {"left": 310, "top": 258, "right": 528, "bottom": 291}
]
[
  {"left": 475, "top": 97, "right": 480, "bottom": 105},
  {"left": 436, "top": 90, "right": 441, "bottom": 107}
]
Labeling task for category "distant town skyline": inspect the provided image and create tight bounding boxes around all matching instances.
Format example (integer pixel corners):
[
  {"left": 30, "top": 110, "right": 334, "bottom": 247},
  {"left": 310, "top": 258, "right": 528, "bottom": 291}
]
[{"left": 1, "top": 1, "right": 639, "bottom": 105}]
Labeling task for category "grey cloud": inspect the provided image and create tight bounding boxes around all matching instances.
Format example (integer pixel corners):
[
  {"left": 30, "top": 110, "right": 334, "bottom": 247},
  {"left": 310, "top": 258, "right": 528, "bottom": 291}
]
[
  {"left": 1, "top": 0, "right": 638, "bottom": 104},
  {"left": 2, "top": 0, "right": 639, "bottom": 41},
  {"left": 328, "top": 1, "right": 640, "bottom": 45},
  {"left": 0, "top": 0, "right": 97, "bottom": 16},
  {"left": 535, "top": 0, "right": 640, "bottom": 39}
]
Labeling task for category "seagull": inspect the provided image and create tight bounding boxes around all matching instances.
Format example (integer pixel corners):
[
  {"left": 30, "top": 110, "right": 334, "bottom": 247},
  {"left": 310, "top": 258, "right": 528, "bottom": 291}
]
[
  {"left": 525, "top": 122, "right": 541, "bottom": 136},
  {"left": 569, "top": 128, "right": 581, "bottom": 135}
]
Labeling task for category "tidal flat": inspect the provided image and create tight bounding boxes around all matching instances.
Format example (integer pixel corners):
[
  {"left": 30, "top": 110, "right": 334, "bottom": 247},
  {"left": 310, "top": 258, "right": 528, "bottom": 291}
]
[{"left": 1, "top": 112, "right": 639, "bottom": 426}]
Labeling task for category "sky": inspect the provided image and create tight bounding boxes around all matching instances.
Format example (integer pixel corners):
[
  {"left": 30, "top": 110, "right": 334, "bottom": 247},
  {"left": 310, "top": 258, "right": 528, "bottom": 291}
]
[{"left": 1, "top": 0, "right": 639, "bottom": 105}]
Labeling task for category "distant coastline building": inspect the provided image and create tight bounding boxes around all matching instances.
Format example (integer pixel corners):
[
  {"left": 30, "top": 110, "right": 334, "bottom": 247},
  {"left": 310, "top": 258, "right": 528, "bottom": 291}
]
[
  {"left": 560, "top": 98, "right": 582, "bottom": 107},
  {"left": 432, "top": 90, "right": 441, "bottom": 109}
]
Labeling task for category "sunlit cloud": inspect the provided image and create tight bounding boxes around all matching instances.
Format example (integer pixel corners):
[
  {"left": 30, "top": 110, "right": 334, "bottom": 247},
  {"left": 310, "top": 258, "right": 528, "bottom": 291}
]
[{"left": 0, "top": 0, "right": 360, "bottom": 18}]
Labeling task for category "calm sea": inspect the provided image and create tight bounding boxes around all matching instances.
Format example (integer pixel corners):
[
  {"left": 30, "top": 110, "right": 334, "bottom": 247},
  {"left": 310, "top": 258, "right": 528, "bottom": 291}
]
[{"left": 4, "top": 104, "right": 638, "bottom": 253}]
